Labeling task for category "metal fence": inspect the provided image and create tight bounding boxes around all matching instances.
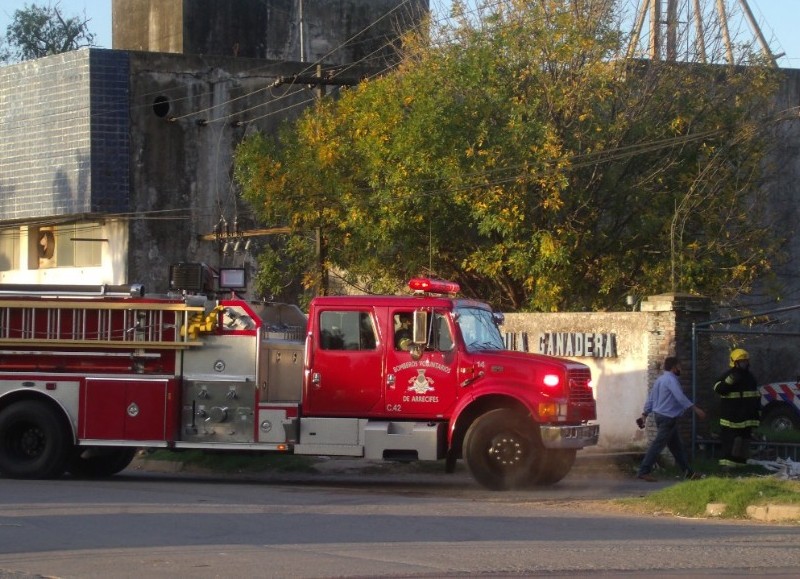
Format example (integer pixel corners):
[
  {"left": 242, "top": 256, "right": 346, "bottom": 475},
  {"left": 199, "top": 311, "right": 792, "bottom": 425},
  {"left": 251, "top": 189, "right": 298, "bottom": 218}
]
[{"left": 696, "top": 438, "right": 800, "bottom": 462}]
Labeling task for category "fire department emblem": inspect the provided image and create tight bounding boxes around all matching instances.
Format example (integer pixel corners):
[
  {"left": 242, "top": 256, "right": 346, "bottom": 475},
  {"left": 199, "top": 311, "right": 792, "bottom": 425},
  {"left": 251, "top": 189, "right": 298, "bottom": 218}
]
[{"left": 408, "top": 369, "right": 435, "bottom": 395}]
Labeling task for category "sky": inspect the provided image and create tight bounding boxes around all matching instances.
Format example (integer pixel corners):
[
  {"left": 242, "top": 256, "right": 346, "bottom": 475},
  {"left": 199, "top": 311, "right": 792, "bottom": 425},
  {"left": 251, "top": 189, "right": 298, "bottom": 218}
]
[{"left": 1, "top": 1, "right": 799, "bottom": 68}]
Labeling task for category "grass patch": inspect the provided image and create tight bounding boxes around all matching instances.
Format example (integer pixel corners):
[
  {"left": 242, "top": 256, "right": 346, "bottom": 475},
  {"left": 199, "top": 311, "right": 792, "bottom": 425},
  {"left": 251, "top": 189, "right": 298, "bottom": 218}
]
[
  {"left": 620, "top": 476, "right": 800, "bottom": 519},
  {"left": 142, "top": 449, "right": 318, "bottom": 473},
  {"left": 622, "top": 451, "right": 800, "bottom": 520}
]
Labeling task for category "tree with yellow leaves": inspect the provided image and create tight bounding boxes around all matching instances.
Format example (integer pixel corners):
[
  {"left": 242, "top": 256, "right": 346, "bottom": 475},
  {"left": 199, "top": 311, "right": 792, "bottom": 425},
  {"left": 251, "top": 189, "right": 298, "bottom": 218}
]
[{"left": 235, "top": 0, "right": 782, "bottom": 312}]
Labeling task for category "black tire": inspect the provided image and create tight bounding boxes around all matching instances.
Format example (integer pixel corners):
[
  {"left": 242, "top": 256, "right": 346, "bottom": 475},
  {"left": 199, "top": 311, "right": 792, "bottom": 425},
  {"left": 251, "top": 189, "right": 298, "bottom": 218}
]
[
  {"left": 760, "top": 406, "right": 800, "bottom": 431},
  {"left": 463, "top": 408, "right": 542, "bottom": 491},
  {"left": 68, "top": 447, "right": 137, "bottom": 478},
  {"left": 529, "top": 449, "right": 576, "bottom": 486},
  {"left": 0, "top": 401, "right": 72, "bottom": 479}
]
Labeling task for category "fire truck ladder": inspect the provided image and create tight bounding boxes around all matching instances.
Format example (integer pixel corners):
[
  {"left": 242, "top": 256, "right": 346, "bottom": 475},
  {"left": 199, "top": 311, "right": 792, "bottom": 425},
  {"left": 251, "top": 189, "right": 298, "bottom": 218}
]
[{"left": 0, "top": 284, "right": 207, "bottom": 350}]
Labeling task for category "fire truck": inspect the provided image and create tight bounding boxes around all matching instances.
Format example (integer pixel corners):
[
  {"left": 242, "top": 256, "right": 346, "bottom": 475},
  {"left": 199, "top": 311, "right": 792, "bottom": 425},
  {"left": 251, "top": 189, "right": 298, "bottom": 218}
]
[
  {"left": 0, "top": 263, "right": 598, "bottom": 490},
  {"left": 759, "top": 380, "right": 800, "bottom": 431}
]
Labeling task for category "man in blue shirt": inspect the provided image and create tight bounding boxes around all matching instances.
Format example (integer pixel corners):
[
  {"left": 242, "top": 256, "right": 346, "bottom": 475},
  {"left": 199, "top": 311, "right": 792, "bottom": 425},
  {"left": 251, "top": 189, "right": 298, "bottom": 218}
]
[{"left": 636, "top": 356, "right": 707, "bottom": 482}]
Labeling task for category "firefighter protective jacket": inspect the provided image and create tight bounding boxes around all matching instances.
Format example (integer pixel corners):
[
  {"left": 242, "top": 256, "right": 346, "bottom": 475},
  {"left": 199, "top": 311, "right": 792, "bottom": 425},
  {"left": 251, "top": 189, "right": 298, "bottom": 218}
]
[{"left": 713, "top": 367, "right": 761, "bottom": 429}]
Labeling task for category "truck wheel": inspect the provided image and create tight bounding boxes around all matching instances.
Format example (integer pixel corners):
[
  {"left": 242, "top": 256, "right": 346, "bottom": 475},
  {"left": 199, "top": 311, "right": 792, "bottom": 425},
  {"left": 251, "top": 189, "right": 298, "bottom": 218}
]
[
  {"left": 68, "top": 447, "right": 137, "bottom": 478},
  {"left": 463, "top": 408, "right": 541, "bottom": 491},
  {"left": 761, "top": 406, "right": 800, "bottom": 431},
  {"left": 0, "top": 401, "right": 71, "bottom": 479},
  {"left": 529, "top": 449, "right": 576, "bottom": 486}
]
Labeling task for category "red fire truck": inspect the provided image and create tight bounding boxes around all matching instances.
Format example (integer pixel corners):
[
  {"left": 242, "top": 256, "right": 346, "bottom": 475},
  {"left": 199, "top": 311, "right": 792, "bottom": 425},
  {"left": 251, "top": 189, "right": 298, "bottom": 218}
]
[{"left": 0, "top": 264, "right": 598, "bottom": 490}]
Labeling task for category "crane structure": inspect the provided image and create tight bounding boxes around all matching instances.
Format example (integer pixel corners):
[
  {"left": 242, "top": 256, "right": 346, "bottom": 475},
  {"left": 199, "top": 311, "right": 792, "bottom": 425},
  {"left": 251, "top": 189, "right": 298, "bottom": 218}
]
[{"left": 627, "top": 0, "right": 779, "bottom": 66}]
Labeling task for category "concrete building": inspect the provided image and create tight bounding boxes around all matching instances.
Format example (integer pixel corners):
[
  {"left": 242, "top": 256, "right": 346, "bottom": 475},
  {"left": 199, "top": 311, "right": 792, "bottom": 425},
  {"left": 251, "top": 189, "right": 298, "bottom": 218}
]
[
  {"left": 0, "top": 0, "right": 428, "bottom": 292},
  {"left": 112, "top": 0, "right": 426, "bottom": 66}
]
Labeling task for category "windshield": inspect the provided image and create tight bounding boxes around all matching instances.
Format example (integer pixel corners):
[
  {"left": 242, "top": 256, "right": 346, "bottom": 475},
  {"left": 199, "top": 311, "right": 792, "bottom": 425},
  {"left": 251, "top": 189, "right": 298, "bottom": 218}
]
[{"left": 455, "top": 306, "right": 505, "bottom": 351}]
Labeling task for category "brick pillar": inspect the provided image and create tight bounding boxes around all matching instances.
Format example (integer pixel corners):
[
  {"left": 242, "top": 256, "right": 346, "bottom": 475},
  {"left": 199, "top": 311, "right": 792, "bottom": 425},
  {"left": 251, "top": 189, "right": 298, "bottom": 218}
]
[{"left": 639, "top": 293, "right": 712, "bottom": 463}]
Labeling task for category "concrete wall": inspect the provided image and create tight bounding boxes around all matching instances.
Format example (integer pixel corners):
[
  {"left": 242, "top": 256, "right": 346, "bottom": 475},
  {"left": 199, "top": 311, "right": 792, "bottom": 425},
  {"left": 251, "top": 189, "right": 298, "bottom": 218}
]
[
  {"left": 760, "top": 68, "right": 800, "bottom": 303},
  {"left": 0, "top": 46, "right": 380, "bottom": 291},
  {"left": 725, "top": 67, "right": 800, "bottom": 385},
  {"left": 504, "top": 294, "right": 713, "bottom": 450},
  {"left": 124, "top": 51, "right": 380, "bottom": 292},
  {"left": 113, "top": 0, "right": 184, "bottom": 54},
  {"left": 113, "top": 0, "right": 429, "bottom": 66},
  {"left": 0, "top": 0, "right": 429, "bottom": 292}
]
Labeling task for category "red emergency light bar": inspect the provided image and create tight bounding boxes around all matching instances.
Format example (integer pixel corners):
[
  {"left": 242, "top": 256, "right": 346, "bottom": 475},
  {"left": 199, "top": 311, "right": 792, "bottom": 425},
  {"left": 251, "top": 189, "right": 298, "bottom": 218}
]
[{"left": 408, "top": 277, "right": 461, "bottom": 295}]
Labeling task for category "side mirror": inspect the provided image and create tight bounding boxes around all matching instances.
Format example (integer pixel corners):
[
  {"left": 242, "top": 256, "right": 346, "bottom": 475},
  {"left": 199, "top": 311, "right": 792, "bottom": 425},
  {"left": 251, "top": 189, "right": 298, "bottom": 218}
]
[
  {"left": 409, "top": 310, "right": 428, "bottom": 361},
  {"left": 412, "top": 310, "right": 428, "bottom": 345}
]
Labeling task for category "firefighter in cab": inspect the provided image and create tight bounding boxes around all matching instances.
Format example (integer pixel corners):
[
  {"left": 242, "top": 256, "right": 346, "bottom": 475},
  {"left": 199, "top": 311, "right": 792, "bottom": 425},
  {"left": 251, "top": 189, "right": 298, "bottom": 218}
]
[
  {"left": 713, "top": 348, "right": 761, "bottom": 468},
  {"left": 394, "top": 313, "right": 413, "bottom": 351}
]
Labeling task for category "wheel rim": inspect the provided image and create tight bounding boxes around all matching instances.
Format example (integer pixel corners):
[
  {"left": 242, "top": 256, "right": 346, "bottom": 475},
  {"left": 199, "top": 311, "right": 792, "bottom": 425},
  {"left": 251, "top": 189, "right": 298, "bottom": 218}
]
[
  {"left": 487, "top": 433, "right": 525, "bottom": 467},
  {"left": 771, "top": 416, "right": 794, "bottom": 431},
  {"left": 7, "top": 421, "right": 46, "bottom": 460}
]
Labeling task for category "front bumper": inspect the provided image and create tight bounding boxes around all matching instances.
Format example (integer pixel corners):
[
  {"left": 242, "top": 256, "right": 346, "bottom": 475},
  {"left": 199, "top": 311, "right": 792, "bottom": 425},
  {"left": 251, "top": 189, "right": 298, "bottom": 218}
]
[{"left": 540, "top": 423, "right": 599, "bottom": 449}]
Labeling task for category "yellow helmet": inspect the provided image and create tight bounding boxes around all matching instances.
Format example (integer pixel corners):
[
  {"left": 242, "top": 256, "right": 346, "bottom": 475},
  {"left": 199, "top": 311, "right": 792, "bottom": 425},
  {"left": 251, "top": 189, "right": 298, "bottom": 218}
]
[{"left": 730, "top": 348, "right": 749, "bottom": 367}]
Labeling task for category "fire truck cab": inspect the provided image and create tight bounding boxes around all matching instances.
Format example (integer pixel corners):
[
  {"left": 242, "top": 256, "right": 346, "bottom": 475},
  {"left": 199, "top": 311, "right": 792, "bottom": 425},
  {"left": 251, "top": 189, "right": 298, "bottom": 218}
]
[{"left": 0, "top": 264, "right": 598, "bottom": 490}]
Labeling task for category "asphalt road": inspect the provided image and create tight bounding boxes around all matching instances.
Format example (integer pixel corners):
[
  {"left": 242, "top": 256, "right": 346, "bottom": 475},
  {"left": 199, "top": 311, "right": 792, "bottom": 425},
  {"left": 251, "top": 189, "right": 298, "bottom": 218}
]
[{"left": 0, "top": 454, "right": 798, "bottom": 578}]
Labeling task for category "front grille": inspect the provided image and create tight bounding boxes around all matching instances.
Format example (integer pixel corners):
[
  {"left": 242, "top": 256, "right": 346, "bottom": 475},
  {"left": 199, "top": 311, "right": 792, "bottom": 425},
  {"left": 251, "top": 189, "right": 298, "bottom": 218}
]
[{"left": 568, "top": 367, "right": 594, "bottom": 404}]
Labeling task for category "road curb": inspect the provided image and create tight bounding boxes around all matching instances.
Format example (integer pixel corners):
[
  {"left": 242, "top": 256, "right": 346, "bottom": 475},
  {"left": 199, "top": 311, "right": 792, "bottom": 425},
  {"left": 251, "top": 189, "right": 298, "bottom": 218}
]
[
  {"left": 746, "top": 504, "right": 800, "bottom": 522},
  {"left": 129, "top": 456, "right": 800, "bottom": 522},
  {"left": 130, "top": 458, "right": 187, "bottom": 474},
  {"left": 705, "top": 501, "right": 800, "bottom": 522}
]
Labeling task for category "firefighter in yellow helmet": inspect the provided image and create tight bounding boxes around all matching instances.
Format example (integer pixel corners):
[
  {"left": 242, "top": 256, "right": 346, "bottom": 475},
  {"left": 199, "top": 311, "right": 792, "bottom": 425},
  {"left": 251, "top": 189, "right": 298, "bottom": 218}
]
[{"left": 713, "top": 348, "right": 761, "bottom": 468}]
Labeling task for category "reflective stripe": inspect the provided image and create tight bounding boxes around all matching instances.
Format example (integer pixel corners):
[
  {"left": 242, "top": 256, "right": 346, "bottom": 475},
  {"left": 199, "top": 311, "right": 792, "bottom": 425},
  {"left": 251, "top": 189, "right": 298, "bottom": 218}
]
[
  {"left": 720, "top": 419, "right": 760, "bottom": 428},
  {"left": 718, "top": 391, "right": 760, "bottom": 399}
]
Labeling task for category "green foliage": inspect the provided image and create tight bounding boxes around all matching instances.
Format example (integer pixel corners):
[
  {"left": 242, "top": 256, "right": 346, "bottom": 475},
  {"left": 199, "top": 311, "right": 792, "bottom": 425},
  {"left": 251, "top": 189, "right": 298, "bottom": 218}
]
[
  {"left": 2, "top": 1, "right": 95, "bottom": 63},
  {"left": 623, "top": 476, "right": 800, "bottom": 519},
  {"left": 234, "top": 0, "right": 782, "bottom": 311},
  {"left": 0, "top": 35, "right": 10, "bottom": 63}
]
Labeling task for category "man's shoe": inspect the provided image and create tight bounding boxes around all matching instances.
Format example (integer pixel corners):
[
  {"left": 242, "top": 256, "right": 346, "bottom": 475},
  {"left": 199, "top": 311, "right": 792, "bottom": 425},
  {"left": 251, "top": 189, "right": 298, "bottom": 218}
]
[{"left": 637, "top": 473, "right": 657, "bottom": 482}]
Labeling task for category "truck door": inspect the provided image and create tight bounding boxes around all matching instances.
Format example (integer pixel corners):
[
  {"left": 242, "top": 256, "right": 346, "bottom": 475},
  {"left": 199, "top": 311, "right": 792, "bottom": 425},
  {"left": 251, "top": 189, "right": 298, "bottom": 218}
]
[
  {"left": 303, "top": 308, "right": 383, "bottom": 416},
  {"left": 385, "top": 309, "right": 459, "bottom": 418}
]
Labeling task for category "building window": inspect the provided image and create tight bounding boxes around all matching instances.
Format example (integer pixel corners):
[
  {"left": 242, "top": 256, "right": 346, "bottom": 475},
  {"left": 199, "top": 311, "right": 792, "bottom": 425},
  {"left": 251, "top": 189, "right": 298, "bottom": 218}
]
[
  {"left": 0, "top": 228, "right": 20, "bottom": 271},
  {"left": 39, "top": 223, "right": 103, "bottom": 268}
]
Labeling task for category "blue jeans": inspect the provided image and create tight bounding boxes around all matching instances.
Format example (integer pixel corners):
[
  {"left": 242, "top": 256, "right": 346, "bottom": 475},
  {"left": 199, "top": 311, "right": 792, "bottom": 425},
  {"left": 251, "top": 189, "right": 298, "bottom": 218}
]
[{"left": 637, "top": 413, "right": 692, "bottom": 476}]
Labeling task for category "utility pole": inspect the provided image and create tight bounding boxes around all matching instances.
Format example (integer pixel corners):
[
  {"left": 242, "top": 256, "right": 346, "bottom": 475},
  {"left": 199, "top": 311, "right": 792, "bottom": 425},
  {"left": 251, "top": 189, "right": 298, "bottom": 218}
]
[
  {"left": 198, "top": 226, "right": 292, "bottom": 244},
  {"left": 271, "top": 69, "right": 359, "bottom": 93},
  {"left": 298, "top": 0, "right": 305, "bottom": 63},
  {"left": 199, "top": 224, "right": 292, "bottom": 258},
  {"left": 206, "top": 72, "right": 355, "bottom": 294},
  {"left": 271, "top": 70, "right": 356, "bottom": 296},
  {"left": 315, "top": 226, "right": 328, "bottom": 296}
]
